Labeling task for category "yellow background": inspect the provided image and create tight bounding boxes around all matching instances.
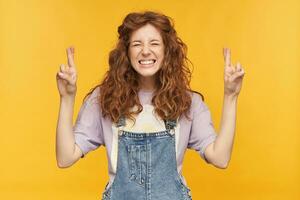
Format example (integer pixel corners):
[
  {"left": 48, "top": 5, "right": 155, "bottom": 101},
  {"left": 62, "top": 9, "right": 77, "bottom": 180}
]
[{"left": 0, "top": 0, "right": 299, "bottom": 199}]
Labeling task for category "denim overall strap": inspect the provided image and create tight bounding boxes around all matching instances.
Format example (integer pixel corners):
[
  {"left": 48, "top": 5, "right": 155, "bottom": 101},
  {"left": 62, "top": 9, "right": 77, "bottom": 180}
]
[
  {"left": 116, "top": 116, "right": 178, "bottom": 135},
  {"left": 102, "top": 115, "right": 192, "bottom": 200},
  {"left": 164, "top": 118, "right": 177, "bottom": 135}
]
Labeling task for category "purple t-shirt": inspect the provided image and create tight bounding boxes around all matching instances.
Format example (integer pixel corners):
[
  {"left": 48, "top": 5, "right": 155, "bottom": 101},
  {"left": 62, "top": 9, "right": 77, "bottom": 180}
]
[{"left": 73, "top": 87, "right": 217, "bottom": 186}]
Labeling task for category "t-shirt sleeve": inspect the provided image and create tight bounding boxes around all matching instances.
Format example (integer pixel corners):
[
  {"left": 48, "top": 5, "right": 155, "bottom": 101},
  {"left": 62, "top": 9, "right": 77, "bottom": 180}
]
[
  {"left": 73, "top": 88, "right": 104, "bottom": 158},
  {"left": 188, "top": 92, "right": 218, "bottom": 163}
]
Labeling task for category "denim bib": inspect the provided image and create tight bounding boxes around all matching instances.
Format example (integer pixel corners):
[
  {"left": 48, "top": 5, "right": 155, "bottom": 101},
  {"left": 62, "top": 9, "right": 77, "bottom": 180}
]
[{"left": 101, "top": 116, "right": 192, "bottom": 200}]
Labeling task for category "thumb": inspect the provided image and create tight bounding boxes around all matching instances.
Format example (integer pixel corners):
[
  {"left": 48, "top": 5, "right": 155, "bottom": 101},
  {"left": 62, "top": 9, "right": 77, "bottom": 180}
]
[
  {"left": 57, "top": 72, "right": 73, "bottom": 83},
  {"left": 229, "top": 71, "right": 244, "bottom": 82}
]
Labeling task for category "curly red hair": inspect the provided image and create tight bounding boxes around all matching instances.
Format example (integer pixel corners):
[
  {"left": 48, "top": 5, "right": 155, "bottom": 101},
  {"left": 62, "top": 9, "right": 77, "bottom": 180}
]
[{"left": 84, "top": 11, "right": 204, "bottom": 123}]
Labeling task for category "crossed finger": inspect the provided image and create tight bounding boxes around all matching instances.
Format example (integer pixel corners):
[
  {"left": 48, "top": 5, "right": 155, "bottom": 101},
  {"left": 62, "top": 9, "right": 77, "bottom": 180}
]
[
  {"left": 66, "top": 46, "right": 75, "bottom": 68},
  {"left": 223, "top": 48, "right": 231, "bottom": 67},
  {"left": 223, "top": 48, "right": 245, "bottom": 80}
]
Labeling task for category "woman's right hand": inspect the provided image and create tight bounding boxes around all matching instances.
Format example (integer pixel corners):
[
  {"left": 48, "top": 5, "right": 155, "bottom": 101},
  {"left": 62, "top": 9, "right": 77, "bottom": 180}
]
[{"left": 56, "top": 46, "right": 77, "bottom": 98}]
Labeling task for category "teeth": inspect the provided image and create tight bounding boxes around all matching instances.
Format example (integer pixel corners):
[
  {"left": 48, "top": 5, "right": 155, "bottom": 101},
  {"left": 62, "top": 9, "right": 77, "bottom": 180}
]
[{"left": 139, "top": 60, "right": 155, "bottom": 65}]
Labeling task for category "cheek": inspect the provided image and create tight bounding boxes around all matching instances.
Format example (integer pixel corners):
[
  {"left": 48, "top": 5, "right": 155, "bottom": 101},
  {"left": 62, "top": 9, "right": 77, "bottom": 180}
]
[
  {"left": 158, "top": 49, "right": 165, "bottom": 60},
  {"left": 129, "top": 49, "right": 138, "bottom": 60},
  {"left": 158, "top": 47, "right": 164, "bottom": 57}
]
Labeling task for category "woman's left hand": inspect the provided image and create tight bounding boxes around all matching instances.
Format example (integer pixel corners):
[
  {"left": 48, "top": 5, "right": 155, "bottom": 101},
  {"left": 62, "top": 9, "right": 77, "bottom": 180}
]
[{"left": 223, "top": 48, "right": 245, "bottom": 97}]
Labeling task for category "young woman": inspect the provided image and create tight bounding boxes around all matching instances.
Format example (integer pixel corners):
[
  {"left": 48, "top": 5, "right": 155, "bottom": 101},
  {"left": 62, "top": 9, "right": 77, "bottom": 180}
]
[{"left": 56, "top": 11, "right": 245, "bottom": 200}]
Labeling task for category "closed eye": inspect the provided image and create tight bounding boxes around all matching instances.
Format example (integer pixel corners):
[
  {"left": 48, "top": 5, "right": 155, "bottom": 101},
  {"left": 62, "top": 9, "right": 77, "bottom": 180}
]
[{"left": 131, "top": 43, "right": 160, "bottom": 47}]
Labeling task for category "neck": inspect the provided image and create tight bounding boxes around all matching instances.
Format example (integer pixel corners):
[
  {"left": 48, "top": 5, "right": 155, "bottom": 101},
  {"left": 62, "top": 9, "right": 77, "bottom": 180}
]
[{"left": 139, "top": 76, "right": 156, "bottom": 92}]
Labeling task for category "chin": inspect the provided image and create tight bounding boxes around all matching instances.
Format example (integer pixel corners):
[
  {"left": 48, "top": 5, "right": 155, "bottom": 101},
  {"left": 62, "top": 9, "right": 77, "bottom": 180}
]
[{"left": 137, "top": 68, "right": 160, "bottom": 78}]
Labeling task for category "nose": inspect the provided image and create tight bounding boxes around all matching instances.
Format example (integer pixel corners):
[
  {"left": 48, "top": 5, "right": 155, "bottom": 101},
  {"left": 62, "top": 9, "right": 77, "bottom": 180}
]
[{"left": 141, "top": 45, "right": 151, "bottom": 56}]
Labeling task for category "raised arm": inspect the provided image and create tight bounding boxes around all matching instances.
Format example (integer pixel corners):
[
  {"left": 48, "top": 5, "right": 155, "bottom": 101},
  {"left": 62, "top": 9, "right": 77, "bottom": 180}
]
[
  {"left": 204, "top": 48, "right": 245, "bottom": 168},
  {"left": 55, "top": 46, "right": 83, "bottom": 168}
]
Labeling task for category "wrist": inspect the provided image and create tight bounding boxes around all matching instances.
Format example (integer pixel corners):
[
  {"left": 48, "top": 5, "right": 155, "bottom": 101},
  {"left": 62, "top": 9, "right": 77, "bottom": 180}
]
[
  {"left": 224, "top": 93, "right": 238, "bottom": 102},
  {"left": 60, "top": 94, "right": 76, "bottom": 103}
]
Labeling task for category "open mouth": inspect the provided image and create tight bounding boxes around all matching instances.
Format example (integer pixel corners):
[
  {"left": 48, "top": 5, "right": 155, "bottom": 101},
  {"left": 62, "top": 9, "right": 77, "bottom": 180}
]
[{"left": 138, "top": 59, "right": 156, "bottom": 65}]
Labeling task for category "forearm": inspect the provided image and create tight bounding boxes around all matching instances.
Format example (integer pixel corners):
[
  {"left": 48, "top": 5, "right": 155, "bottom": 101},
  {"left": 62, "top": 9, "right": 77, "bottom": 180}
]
[
  {"left": 56, "top": 95, "right": 76, "bottom": 167},
  {"left": 213, "top": 94, "right": 238, "bottom": 167}
]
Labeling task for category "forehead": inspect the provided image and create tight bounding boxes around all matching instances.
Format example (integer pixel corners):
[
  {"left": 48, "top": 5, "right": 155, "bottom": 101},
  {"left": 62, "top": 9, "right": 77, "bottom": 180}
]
[{"left": 130, "top": 24, "right": 163, "bottom": 41}]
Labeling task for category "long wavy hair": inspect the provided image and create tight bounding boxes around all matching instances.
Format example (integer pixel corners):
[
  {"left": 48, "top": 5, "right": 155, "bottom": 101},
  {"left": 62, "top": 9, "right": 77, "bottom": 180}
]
[{"left": 84, "top": 11, "right": 204, "bottom": 124}]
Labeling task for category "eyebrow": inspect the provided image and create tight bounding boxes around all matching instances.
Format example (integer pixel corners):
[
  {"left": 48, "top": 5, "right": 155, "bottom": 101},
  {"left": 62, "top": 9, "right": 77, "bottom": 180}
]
[{"left": 131, "top": 39, "right": 161, "bottom": 43}]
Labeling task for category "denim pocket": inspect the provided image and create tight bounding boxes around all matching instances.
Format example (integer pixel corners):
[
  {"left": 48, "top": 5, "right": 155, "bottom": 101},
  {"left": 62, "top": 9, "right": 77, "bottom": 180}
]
[{"left": 127, "top": 144, "right": 147, "bottom": 186}]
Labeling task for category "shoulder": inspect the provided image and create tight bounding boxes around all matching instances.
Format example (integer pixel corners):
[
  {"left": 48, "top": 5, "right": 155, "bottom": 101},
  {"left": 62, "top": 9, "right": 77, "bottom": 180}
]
[
  {"left": 84, "top": 86, "right": 101, "bottom": 105},
  {"left": 187, "top": 90, "right": 208, "bottom": 115},
  {"left": 78, "top": 86, "right": 102, "bottom": 116},
  {"left": 187, "top": 90, "right": 204, "bottom": 106}
]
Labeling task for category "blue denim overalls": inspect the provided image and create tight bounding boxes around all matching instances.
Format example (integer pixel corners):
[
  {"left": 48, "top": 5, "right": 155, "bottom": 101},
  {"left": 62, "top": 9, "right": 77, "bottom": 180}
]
[{"left": 101, "top": 116, "right": 192, "bottom": 200}]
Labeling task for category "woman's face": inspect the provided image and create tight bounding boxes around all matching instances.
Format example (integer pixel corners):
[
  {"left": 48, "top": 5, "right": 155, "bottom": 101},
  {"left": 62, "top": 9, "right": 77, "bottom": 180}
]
[{"left": 128, "top": 23, "right": 165, "bottom": 78}]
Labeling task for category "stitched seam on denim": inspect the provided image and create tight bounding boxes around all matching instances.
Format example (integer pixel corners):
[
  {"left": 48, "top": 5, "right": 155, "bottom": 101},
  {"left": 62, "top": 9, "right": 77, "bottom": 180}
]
[
  {"left": 121, "top": 130, "right": 170, "bottom": 138},
  {"left": 148, "top": 141, "right": 152, "bottom": 200}
]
